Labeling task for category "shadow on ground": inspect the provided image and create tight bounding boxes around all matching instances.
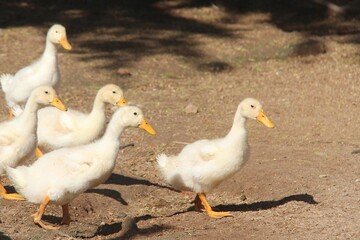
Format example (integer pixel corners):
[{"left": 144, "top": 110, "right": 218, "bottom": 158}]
[
  {"left": 105, "top": 173, "right": 180, "bottom": 192},
  {"left": 214, "top": 193, "right": 318, "bottom": 212},
  {"left": 1, "top": 0, "right": 360, "bottom": 70},
  {"left": 0, "top": 232, "right": 11, "bottom": 240}
]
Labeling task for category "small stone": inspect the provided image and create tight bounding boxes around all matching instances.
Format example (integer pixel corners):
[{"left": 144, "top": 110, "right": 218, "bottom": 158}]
[
  {"left": 117, "top": 68, "right": 131, "bottom": 76},
  {"left": 319, "top": 174, "right": 328, "bottom": 178},
  {"left": 240, "top": 194, "right": 247, "bottom": 201},
  {"left": 355, "top": 179, "right": 360, "bottom": 183},
  {"left": 184, "top": 104, "right": 199, "bottom": 114},
  {"left": 116, "top": 212, "right": 128, "bottom": 218}
]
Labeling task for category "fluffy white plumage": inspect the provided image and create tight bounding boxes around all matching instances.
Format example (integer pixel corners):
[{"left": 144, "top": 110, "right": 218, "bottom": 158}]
[
  {"left": 157, "top": 98, "right": 274, "bottom": 194},
  {"left": 36, "top": 84, "right": 126, "bottom": 150},
  {"left": 0, "top": 24, "right": 71, "bottom": 112},
  {"left": 0, "top": 86, "right": 66, "bottom": 176},
  {"left": 6, "top": 105, "right": 156, "bottom": 206}
]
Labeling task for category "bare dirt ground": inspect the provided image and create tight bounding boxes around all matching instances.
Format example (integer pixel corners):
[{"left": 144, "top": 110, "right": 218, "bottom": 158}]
[{"left": 1, "top": 0, "right": 360, "bottom": 239}]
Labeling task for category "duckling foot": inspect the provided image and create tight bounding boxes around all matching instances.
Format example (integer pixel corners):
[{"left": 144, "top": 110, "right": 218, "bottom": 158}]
[
  {"left": 197, "top": 192, "right": 233, "bottom": 219},
  {"left": 33, "top": 195, "right": 60, "bottom": 230},
  {"left": 0, "top": 183, "right": 26, "bottom": 200},
  {"left": 34, "top": 219, "right": 60, "bottom": 230},
  {"left": 1, "top": 193, "right": 26, "bottom": 201},
  {"left": 35, "top": 147, "right": 44, "bottom": 158}
]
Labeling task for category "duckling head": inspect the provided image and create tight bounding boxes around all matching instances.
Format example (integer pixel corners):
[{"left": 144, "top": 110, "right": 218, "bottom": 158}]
[
  {"left": 99, "top": 84, "right": 127, "bottom": 106},
  {"left": 31, "top": 86, "right": 67, "bottom": 111},
  {"left": 47, "top": 24, "right": 72, "bottom": 50},
  {"left": 239, "top": 98, "right": 274, "bottom": 128},
  {"left": 113, "top": 106, "right": 156, "bottom": 135}
]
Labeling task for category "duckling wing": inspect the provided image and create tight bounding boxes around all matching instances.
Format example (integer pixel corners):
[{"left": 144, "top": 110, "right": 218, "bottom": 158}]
[
  {"left": 198, "top": 140, "right": 221, "bottom": 161},
  {"left": 0, "top": 134, "right": 15, "bottom": 147}
]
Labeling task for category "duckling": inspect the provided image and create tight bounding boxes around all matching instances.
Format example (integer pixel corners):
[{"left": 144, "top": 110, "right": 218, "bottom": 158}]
[
  {"left": 36, "top": 84, "right": 127, "bottom": 156},
  {"left": 6, "top": 106, "right": 156, "bottom": 229},
  {"left": 0, "top": 24, "right": 71, "bottom": 117},
  {"left": 0, "top": 86, "right": 67, "bottom": 201},
  {"left": 156, "top": 98, "right": 274, "bottom": 218}
]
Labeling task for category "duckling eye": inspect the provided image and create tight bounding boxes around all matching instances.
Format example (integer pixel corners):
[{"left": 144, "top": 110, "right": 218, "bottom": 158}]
[
  {"left": 250, "top": 105, "right": 254, "bottom": 108},
  {"left": 45, "top": 91, "right": 49, "bottom": 94},
  {"left": 133, "top": 112, "right": 138, "bottom": 116},
  {"left": 112, "top": 91, "right": 116, "bottom": 94},
  {"left": 55, "top": 31, "right": 58, "bottom": 33}
]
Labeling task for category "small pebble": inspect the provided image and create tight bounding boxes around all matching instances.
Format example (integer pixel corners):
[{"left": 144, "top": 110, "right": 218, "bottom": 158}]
[
  {"left": 184, "top": 104, "right": 199, "bottom": 114},
  {"left": 319, "top": 175, "right": 328, "bottom": 178},
  {"left": 117, "top": 68, "right": 131, "bottom": 76}
]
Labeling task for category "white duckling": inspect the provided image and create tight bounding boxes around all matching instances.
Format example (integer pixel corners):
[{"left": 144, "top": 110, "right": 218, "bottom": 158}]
[
  {"left": 156, "top": 98, "right": 274, "bottom": 219},
  {"left": 36, "top": 84, "right": 127, "bottom": 156},
  {"left": 6, "top": 106, "right": 156, "bottom": 229},
  {"left": 0, "top": 86, "right": 67, "bottom": 201},
  {"left": 0, "top": 24, "right": 71, "bottom": 117}
]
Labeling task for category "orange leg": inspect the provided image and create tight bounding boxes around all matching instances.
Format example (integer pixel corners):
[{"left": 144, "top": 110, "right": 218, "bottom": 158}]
[
  {"left": 197, "top": 192, "right": 233, "bottom": 219},
  {"left": 8, "top": 109, "right": 14, "bottom": 120},
  {"left": 33, "top": 195, "right": 60, "bottom": 230},
  {"left": 35, "top": 147, "right": 44, "bottom": 158},
  {"left": 0, "top": 178, "right": 25, "bottom": 201},
  {"left": 61, "top": 204, "right": 71, "bottom": 225}
]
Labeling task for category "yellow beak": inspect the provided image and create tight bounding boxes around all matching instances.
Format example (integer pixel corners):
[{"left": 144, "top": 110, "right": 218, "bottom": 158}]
[
  {"left": 116, "top": 97, "right": 127, "bottom": 106},
  {"left": 50, "top": 97, "right": 67, "bottom": 111},
  {"left": 257, "top": 110, "right": 274, "bottom": 128},
  {"left": 138, "top": 118, "right": 156, "bottom": 135},
  {"left": 59, "top": 36, "right": 72, "bottom": 50}
]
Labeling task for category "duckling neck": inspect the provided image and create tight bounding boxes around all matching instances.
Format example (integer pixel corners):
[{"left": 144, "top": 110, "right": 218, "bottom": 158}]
[
  {"left": 225, "top": 111, "right": 247, "bottom": 143},
  {"left": 87, "top": 94, "right": 106, "bottom": 125},
  {"left": 42, "top": 39, "right": 58, "bottom": 60},
  {"left": 100, "top": 118, "right": 126, "bottom": 145},
  {"left": 16, "top": 96, "right": 39, "bottom": 132}
]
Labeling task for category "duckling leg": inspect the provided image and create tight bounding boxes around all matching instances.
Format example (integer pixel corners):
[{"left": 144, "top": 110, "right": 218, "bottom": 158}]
[
  {"left": 35, "top": 147, "right": 44, "bottom": 158},
  {"left": 8, "top": 109, "right": 14, "bottom": 120},
  {"left": 0, "top": 179, "right": 25, "bottom": 201},
  {"left": 61, "top": 204, "right": 71, "bottom": 225},
  {"left": 33, "top": 195, "right": 60, "bottom": 230},
  {"left": 197, "top": 193, "right": 233, "bottom": 219},
  {"left": 193, "top": 194, "right": 204, "bottom": 212}
]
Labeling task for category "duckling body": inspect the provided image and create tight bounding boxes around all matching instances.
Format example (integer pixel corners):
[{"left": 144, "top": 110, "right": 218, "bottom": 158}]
[
  {"left": 37, "top": 84, "right": 127, "bottom": 151},
  {"left": 157, "top": 98, "right": 274, "bottom": 218},
  {"left": 0, "top": 86, "right": 66, "bottom": 200},
  {"left": 0, "top": 24, "right": 71, "bottom": 113},
  {"left": 6, "top": 106, "right": 156, "bottom": 229}
]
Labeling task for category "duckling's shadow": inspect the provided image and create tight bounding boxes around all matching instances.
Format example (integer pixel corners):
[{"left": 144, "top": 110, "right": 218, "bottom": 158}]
[
  {"left": 78, "top": 214, "right": 172, "bottom": 239},
  {"left": 84, "top": 174, "right": 179, "bottom": 205},
  {"left": 0, "top": 231, "right": 11, "bottom": 240},
  {"left": 85, "top": 188, "right": 128, "bottom": 205},
  {"left": 211, "top": 193, "right": 318, "bottom": 212},
  {"left": 105, "top": 173, "right": 180, "bottom": 193}
]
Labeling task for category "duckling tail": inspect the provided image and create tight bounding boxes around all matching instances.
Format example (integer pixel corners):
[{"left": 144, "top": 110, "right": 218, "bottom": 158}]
[
  {"left": 156, "top": 153, "right": 169, "bottom": 168},
  {"left": 0, "top": 73, "right": 13, "bottom": 93},
  {"left": 5, "top": 166, "right": 27, "bottom": 193}
]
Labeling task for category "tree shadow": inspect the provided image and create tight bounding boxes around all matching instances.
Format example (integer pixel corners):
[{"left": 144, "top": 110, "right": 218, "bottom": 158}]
[
  {"left": 2, "top": 0, "right": 358, "bottom": 73},
  {"left": 213, "top": 193, "right": 318, "bottom": 212},
  {"left": 105, "top": 173, "right": 180, "bottom": 193},
  {"left": 85, "top": 188, "right": 128, "bottom": 205},
  {"left": 0, "top": 0, "right": 234, "bottom": 72}
]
